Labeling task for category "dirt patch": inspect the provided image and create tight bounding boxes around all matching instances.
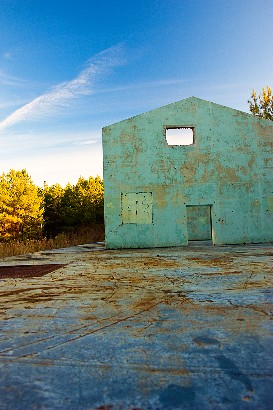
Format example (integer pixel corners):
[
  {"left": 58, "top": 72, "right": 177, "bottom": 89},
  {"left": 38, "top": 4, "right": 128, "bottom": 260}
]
[
  {"left": 0, "top": 264, "right": 66, "bottom": 279},
  {"left": 186, "top": 257, "right": 233, "bottom": 266}
]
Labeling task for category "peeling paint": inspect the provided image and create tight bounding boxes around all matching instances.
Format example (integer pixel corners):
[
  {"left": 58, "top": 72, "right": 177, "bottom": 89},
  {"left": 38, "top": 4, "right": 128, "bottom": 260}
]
[{"left": 103, "top": 97, "right": 273, "bottom": 248}]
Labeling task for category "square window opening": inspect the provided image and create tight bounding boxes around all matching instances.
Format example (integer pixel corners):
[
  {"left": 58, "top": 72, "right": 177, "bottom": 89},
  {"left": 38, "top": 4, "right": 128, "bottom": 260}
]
[{"left": 165, "top": 127, "right": 194, "bottom": 146}]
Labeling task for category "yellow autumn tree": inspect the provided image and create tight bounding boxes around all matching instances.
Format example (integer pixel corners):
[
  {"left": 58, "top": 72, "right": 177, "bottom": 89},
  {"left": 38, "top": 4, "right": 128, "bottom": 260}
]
[
  {"left": 0, "top": 169, "right": 44, "bottom": 240},
  {"left": 248, "top": 86, "right": 273, "bottom": 121}
]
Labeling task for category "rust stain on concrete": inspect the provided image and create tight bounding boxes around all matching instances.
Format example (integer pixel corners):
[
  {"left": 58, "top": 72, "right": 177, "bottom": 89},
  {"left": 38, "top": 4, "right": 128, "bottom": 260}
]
[{"left": 0, "top": 242, "right": 272, "bottom": 409}]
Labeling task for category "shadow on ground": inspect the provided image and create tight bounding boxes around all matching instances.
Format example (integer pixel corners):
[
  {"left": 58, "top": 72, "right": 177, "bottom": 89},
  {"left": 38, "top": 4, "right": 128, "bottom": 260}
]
[{"left": 0, "top": 242, "right": 272, "bottom": 409}]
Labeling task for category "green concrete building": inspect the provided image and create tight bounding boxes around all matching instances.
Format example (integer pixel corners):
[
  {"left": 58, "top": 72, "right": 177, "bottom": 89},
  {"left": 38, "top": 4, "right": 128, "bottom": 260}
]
[{"left": 102, "top": 97, "right": 273, "bottom": 248}]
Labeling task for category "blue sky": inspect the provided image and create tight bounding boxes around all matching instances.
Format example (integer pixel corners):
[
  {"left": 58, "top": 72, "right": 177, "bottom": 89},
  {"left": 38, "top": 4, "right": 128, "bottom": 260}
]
[{"left": 0, "top": 0, "right": 272, "bottom": 186}]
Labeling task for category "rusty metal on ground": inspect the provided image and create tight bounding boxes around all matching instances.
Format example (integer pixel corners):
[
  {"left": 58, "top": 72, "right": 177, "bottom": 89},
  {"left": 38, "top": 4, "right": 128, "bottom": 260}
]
[
  {"left": 0, "top": 242, "right": 272, "bottom": 409},
  {"left": 0, "top": 264, "right": 66, "bottom": 279}
]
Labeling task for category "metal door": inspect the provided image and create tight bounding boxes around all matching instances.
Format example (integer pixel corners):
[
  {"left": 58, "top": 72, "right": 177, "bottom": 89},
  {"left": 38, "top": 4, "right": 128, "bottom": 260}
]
[{"left": 186, "top": 205, "right": 212, "bottom": 240}]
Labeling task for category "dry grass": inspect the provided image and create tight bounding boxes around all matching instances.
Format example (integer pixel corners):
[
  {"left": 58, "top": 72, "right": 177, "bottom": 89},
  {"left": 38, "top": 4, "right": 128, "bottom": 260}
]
[{"left": 0, "top": 225, "right": 105, "bottom": 259}]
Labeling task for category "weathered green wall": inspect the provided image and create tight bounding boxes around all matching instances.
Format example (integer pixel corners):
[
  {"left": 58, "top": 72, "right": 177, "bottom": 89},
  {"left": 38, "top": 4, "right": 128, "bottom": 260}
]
[{"left": 102, "top": 97, "right": 273, "bottom": 248}]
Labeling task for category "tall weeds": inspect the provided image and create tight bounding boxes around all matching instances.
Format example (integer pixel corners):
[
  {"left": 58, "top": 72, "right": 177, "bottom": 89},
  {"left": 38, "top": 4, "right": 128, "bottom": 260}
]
[{"left": 0, "top": 225, "right": 104, "bottom": 259}]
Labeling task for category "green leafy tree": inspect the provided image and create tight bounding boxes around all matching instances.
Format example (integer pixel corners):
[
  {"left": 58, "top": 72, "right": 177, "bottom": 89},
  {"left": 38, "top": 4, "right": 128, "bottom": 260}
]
[
  {"left": 43, "top": 183, "right": 64, "bottom": 238},
  {"left": 248, "top": 86, "right": 273, "bottom": 121},
  {"left": 0, "top": 169, "right": 44, "bottom": 240},
  {"left": 42, "top": 176, "right": 104, "bottom": 237}
]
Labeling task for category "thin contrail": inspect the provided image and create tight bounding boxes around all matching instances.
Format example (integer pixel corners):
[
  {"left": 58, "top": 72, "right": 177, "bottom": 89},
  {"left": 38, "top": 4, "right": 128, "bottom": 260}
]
[{"left": 0, "top": 44, "right": 124, "bottom": 131}]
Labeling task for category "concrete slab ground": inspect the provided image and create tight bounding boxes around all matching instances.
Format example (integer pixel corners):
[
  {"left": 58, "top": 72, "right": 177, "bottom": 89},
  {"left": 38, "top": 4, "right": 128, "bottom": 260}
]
[{"left": 0, "top": 242, "right": 272, "bottom": 410}]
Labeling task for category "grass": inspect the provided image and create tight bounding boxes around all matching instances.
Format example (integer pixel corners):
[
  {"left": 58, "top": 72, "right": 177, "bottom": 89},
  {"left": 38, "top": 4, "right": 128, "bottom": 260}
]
[{"left": 0, "top": 224, "right": 105, "bottom": 259}]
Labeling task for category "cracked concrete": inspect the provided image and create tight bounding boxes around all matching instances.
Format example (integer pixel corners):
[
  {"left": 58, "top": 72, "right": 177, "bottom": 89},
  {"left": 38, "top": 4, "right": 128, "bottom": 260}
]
[{"left": 0, "top": 242, "right": 272, "bottom": 409}]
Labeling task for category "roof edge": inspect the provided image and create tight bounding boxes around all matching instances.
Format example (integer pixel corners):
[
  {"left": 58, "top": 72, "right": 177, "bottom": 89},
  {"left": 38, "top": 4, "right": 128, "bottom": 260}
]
[{"left": 103, "top": 96, "right": 273, "bottom": 129}]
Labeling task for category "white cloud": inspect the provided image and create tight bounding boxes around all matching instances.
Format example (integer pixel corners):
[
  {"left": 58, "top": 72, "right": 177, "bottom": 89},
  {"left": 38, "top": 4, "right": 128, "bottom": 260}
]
[
  {"left": 0, "top": 44, "right": 124, "bottom": 132},
  {"left": 0, "top": 128, "right": 102, "bottom": 158},
  {"left": 0, "top": 99, "right": 30, "bottom": 109},
  {"left": 99, "top": 78, "right": 189, "bottom": 94},
  {"left": 73, "top": 139, "right": 98, "bottom": 146},
  {"left": 0, "top": 70, "right": 29, "bottom": 87}
]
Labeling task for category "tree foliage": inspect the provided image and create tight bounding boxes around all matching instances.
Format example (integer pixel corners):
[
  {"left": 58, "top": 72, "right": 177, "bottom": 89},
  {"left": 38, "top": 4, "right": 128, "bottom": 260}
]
[
  {"left": 248, "top": 86, "right": 273, "bottom": 121},
  {"left": 42, "top": 183, "right": 64, "bottom": 238},
  {"left": 0, "top": 169, "right": 44, "bottom": 240},
  {"left": 0, "top": 170, "right": 104, "bottom": 241},
  {"left": 43, "top": 176, "right": 104, "bottom": 238}
]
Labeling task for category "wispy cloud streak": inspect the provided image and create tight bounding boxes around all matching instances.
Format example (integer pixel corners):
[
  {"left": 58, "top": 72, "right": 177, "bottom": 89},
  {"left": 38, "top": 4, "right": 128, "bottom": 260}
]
[
  {"left": 0, "top": 44, "right": 124, "bottom": 131},
  {"left": 0, "top": 70, "right": 29, "bottom": 87},
  {"left": 99, "top": 78, "right": 189, "bottom": 93}
]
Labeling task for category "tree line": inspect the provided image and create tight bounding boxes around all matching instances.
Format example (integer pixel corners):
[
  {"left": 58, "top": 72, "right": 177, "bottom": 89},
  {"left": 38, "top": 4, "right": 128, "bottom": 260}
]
[
  {"left": 0, "top": 169, "right": 104, "bottom": 241},
  {"left": 0, "top": 86, "right": 271, "bottom": 242}
]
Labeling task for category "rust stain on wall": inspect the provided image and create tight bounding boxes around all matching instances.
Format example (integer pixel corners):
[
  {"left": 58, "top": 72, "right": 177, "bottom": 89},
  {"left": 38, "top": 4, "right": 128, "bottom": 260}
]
[{"left": 103, "top": 97, "right": 273, "bottom": 248}]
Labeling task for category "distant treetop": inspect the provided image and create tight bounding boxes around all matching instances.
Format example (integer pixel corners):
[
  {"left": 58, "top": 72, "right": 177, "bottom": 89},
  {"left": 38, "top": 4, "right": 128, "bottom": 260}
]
[{"left": 248, "top": 86, "right": 273, "bottom": 121}]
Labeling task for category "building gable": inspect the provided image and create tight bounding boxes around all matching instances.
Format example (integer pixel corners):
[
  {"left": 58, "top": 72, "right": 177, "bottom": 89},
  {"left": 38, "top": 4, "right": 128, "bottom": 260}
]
[{"left": 102, "top": 97, "right": 273, "bottom": 248}]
